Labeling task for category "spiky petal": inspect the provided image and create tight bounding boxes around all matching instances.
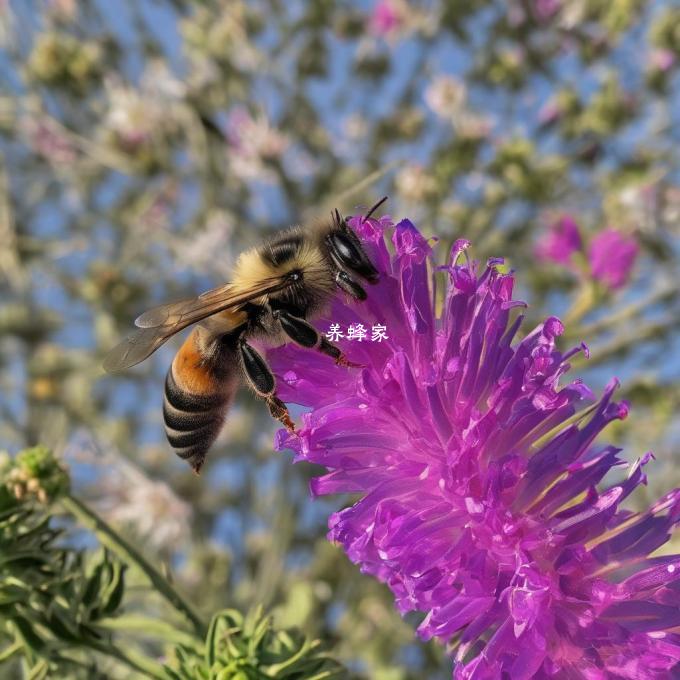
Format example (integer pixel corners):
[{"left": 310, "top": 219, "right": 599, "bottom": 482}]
[{"left": 269, "top": 215, "right": 680, "bottom": 679}]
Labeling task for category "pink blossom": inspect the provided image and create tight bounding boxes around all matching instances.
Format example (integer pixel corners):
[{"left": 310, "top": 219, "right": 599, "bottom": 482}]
[
  {"left": 533, "top": 0, "right": 561, "bottom": 21},
  {"left": 588, "top": 228, "right": 639, "bottom": 291},
  {"left": 534, "top": 215, "right": 583, "bottom": 266},
  {"left": 370, "top": 0, "right": 401, "bottom": 36},
  {"left": 22, "top": 118, "right": 77, "bottom": 165},
  {"left": 650, "top": 48, "right": 676, "bottom": 73}
]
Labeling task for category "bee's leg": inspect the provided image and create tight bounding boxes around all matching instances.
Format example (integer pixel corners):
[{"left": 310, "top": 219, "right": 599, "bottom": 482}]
[
  {"left": 319, "top": 337, "right": 364, "bottom": 368},
  {"left": 238, "top": 338, "right": 295, "bottom": 432},
  {"left": 273, "top": 309, "right": 364, "bottom": 369},
  {"left": 334, "top": 270, "right": 367, "bottom": 301}
]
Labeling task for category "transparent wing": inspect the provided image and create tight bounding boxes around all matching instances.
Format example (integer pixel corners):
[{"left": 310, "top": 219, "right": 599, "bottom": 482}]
[
  {"left": 103, "top": 326, "right": 176, "bottom": 374},
  {"left": 103, "top": 278, "right": 291, "bottom": 373},
  {"left": 133, "top": 281, "right": 280, "bottom": 328}
]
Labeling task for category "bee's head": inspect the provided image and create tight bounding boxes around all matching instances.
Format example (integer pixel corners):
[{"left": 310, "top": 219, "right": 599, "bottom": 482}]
[{"left": 325, "top": 202, "right": 383, "bottom": 284}]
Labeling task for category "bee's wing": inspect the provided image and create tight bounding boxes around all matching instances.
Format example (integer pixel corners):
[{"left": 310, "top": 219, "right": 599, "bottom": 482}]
[
  {"left": 103, "top": 278, "right": 290, "bottom": 373},
  {"left": 133, "top": 282, "right": 260, "bottom": 328},
  {"left": 102, "top": 326, "right": 178, "bottom": 374}
]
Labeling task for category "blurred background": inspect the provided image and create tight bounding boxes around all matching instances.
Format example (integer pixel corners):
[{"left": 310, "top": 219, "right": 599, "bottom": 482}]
[{"left": 1, "top": 0, "right": 679, "bottom": 677}]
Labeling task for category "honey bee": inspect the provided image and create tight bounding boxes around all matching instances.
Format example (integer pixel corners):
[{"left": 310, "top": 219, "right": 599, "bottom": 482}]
[{"left": 103, "top": 197, "right": 387, "bottom": 473}]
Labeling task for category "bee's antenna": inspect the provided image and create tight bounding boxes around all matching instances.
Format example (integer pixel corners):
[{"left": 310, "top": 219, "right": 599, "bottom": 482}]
[{"left": 363, "top": 196, "right": 388, "bottom": 222}]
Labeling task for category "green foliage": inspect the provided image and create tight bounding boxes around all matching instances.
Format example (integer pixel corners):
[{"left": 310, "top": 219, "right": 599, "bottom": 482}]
[
  {"left": 1, "top": 1, "right": 679, "bottom": 677},
  {"left": 26, "top": 32, "right": 105, "bottom": 92},
  {"left": 649, "top": 7, "right": 680, "bottom": 53},
  {"left": 0, "top": 450, "right": 127, "bottom": 678},
  {"left": 164, "top": 608, "right": 347, "bottom": 680},
  {"left": 0, "top": 448, "right": 347, "bottom": 679},
  {"left": 0, "top": 446, "right": 69, "bottom": 509}
]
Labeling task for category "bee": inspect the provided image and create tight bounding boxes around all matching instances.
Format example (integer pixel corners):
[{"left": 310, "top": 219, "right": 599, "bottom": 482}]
[{"left": 103, "top": 197, "right": 387, "bottom": 474}]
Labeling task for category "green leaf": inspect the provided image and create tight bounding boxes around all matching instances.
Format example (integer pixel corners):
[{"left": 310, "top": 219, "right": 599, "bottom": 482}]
[
  {"left": 81, "top": 561, "right": 105, "bottom": 608},
  {"left": 9, "top": 615, "right": 46, "bottom": 654},
  {"left": 100, "top": 562, "right": 126, "bottom": 616},
  {"left": 45, "top": 607, "right": 80, "bottom": 643},
  {"left": 26, "top": 659, "right": 50, "bottom": 680}
]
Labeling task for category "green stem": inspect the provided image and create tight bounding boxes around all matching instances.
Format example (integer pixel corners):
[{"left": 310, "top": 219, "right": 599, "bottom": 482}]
[
  {"left": 98, "top": 616, "right": 200, "bottom": 648},
  {"left": 574, "top": 282, "right": 676, "bottom": 338},
  {"left": 83, "top": 637, "right": 166, "bottom": 679},
  {"left": 0, "top": 639, "right": 22, "bottom": 662},
  {"left": 316, "top": 159, "right": 400, "bottom": 216},
  {"left": 253, "top": 464, "right": 294, "bottom": 609},
  {"left": 563, "top": 280, "right": 596, "bottom": 327},
  {"left": 60, "top": 494, "right": 207, "bottom": 638},
  {"left": 570, "top": 316, "right": 680, "bottom": 369}
]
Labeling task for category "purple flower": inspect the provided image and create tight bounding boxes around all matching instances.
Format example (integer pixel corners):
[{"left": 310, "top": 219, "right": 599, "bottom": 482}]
[
  {"left": 533, "top": 0, "right": 561, "bottom": 21},
  {"left": 370, "top": 0, "right": 401, "bottom": 36},
  {"left": 537, "top": 100, "right": 561, "bottom": 128},
  {"left": 650, "top": 48, "right": 676, "bottom": 73},
  {"left": 268, "top": 216, "right": 680, "bottom": 678},
  {"left": 22, "top": 117, "right": 78, "bottom": 165},
  {"left": 588, "top": 228, "right": 639, "bottom": 291},
  {"left": 534, "top": 215, "right": 583, "bottom": 266}
]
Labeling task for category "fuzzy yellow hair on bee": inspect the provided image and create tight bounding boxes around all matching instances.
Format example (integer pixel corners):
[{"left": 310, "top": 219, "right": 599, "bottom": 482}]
[{"left": 103, "top": 197, "right": 388, "bottom": 473}]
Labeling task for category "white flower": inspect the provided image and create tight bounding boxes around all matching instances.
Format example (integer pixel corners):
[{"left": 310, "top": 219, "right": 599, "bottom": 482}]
[
  {"left": 424, "top": 74, "right": 467, "bottom": 120},
  {"left": 455, "top": 111, "right": 493, "bottom": 140},
  {"left": 102, "top": 67, "right": 181, "bottom": 153},
  {"left": 47, "top": 0, "right": 77, "bottom": 21},
  {"left": 140, "top": 60, "right": 187, "bottom": 101},
  {"left": 557, "top": 0, "right": 587, "bottom": 29},
  {"left": 21, "top": 115, "right": 78, "bottom": 165},
  {"left": 344, "top": 114, "right": 369, "bottom": 142},
  {"left": 170, "top": 210, "right": 235, "bottom": 277},
  {"left": 64, "top": 432, "right": 193, "bottom": 552},
  {"left": 226, "top": 107, "right": 290, "bottom": 182},
  {"left": 104, "top": 81, "right": 159, "bottom": 149},
  {"left": 662, "top": 186, "right": 680, "bottom": 230},
  {"left": 395, "top": 164, "right": 437, "bottom": 202}
]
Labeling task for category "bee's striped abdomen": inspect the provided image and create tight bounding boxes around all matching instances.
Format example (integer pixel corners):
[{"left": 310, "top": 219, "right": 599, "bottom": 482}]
[{"left": 164, "top": 329, "right": 240, "bottom": 473}]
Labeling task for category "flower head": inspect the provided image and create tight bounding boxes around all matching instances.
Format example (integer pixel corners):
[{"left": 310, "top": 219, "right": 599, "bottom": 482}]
[
  {"left": 588, "top": 228, "right": 639, "bottom": 291},
  {"left": 369, "top": 0, "right": 402, "bottom": 36},
  {"left": 64, "top": 433, "right": 193, "bottom": 552},
  {"left": 1, "top": 446, "right": 69, "bottom": 507},
  {"left": 532, "top": 0, "right": 561, "bottom": 22},
  {"left": 21, "top": 115, "right": 78, "bottom": 165},
  {"left": 269, "top": 215, "right": 680, "bottom": 678},
  {"left": 225, "top": 107, "right": 289, "bottom": 182},
  {"left": 425, "top": 74, "right": 467, "bottom": 120},
  {"left": 101, "top": 73, "right": 179, "bottom": 164},
  {"left": 650, "top": 48, "right": 676, "bottom": 73},
  {"left": 395, "top": 163, "right": 438, "bottom": 202},
  {"left": 534, "top": 215, "right": 583, "bottom": 266}
]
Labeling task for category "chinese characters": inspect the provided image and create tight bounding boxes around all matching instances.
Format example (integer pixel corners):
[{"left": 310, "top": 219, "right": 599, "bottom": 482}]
[{"left": 326, "top": 323, "right": 389, "bottom": 342}]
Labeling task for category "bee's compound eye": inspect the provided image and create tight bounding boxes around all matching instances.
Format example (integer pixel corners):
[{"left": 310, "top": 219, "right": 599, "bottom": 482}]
[
  {"left": 329, "top": 232, "right": 362, "bottom": 265},
  {"left": 328, "top": 233, "right": 379, "bottom": 283}
]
